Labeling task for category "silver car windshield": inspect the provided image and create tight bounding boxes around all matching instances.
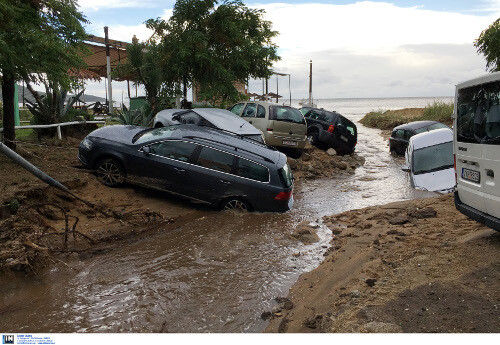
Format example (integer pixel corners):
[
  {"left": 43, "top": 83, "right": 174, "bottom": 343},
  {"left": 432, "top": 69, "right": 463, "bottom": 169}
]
[{"left": 413, "top": 141, "right": 454, "bottom": 175}]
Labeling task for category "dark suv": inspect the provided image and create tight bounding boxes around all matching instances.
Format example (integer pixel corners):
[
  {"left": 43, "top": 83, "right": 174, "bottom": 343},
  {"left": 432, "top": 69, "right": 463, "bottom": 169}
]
[
  {"left": 389, "top": 121, "right": 450, "bottom": 155},
  {"left": 300, "top": 108, "right": 357, "bottom": 155},
  {"left": 78, "top": 125, "right": 294, "bottom": 212}
]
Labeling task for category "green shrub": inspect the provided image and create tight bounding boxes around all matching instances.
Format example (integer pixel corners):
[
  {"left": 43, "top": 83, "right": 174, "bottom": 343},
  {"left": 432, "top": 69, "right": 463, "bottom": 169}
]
[{"left": 419, "top": 101, "right": 454, "bottom": 125}]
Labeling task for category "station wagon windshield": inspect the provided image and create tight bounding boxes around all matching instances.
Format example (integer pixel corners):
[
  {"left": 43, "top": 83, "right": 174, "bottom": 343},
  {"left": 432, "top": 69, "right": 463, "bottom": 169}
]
[
  {"left": 413, "top": 141, "right": 454, "bottom": 175},
  {"left": 133, "top": 126, "right": 175, "bottom": 144}
]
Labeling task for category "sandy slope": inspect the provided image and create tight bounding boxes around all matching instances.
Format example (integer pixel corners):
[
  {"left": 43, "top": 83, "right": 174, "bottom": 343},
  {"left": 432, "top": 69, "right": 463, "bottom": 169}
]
[{"left": 266, "top": 194, "right": 500, "bottom": 333}]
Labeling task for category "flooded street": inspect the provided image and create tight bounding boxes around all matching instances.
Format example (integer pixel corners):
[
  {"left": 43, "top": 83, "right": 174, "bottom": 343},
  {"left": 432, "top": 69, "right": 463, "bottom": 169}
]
[{"left": 0, "top": 101, "right": 437, "bottom": 333}]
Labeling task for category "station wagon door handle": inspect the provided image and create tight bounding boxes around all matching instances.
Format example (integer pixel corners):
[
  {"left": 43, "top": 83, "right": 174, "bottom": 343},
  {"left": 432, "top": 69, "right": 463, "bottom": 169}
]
[
  {"left": 174, "top": 167, "right": 185, "bottom": 173},
  {"left": 219, "top": 180, "right": 231, "bottom": 185}
]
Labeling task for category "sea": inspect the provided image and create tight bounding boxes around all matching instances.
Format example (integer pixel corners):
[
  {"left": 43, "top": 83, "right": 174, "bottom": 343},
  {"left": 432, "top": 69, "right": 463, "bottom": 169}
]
[{"left": 289, "top": 96, "right": 454, "bottom": 122}]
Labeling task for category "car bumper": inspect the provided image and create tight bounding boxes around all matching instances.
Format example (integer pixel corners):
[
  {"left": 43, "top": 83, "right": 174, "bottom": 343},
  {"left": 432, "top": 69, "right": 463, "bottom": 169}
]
[
  {"left": 319, "top": 131, "right": 355, "bottom": 152},
  {"left": 264, "top": 134, "right": 307, "bottom": 150},
  {"left": 455, "top": 191, "right": 500, "bottom": 232}
]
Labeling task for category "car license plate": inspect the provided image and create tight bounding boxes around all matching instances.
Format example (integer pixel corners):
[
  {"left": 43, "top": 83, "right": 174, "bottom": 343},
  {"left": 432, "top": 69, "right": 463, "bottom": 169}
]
[
  {"left": 462, "top": 168, "right": 480, "bottom": 183},
  {"left": 282, "top": 140, "right": 297, "bottom": 146},
  {"left": 340, "top": 135, "right": 348, "bottom": 142}
]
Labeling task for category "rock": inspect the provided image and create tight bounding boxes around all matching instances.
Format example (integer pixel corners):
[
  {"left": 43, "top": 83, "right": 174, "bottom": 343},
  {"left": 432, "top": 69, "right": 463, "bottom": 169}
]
[
  {"left": 308, "top": 222, "right": 320, "bottom": 229},
  {"left": 350, "top": 290, "right": 361, "bottom": 298},
  {"left": 365, "top": 278, "right": 377, "bottom": 287},
  {"left": 337, "top": 161, "right": 348, "bottom": 170},
  {"left": 287, "top": 158, "right": 298, "bottom": 170},
  {"left": 283, "top": 301, "right": 294, "bottom": 310},
  {"left": 373, "top": 239, "right": 381, "bottom": 246},
  {"left": 260, "top": 311, "right": 272, "bottom": 320},
  {"left": 302, "top": 153, "right": 312, "bottom": 162},
  {"left": 326, "top": 148, "right": 337, "bottom": 156},
  {"left": 408, "top": 207, "right": 437, "bottom": 219},
  {"left": 388, "top": 214, "right": 409, "bottom": 225}
]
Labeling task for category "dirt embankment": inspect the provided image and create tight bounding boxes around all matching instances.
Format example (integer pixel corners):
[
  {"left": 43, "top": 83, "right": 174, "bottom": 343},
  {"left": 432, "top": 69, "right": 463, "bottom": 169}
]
[
  {"left": 0, "top": 138, "right": 198, "bottom": 272},
  {"left": 266, "top": 194, "right": 500, "bottom": 333},
  {"left": 288, "top": 144, "right": 365, "bottom": 180}
]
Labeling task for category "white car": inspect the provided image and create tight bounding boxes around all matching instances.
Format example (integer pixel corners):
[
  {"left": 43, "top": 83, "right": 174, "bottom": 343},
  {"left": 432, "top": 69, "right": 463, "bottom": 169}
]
[
  {"left": 153, "top": 108, "right": 264, "bottom": 143},
  {"left": 402, "top": 128, "right": 455, "bottom": 193}
]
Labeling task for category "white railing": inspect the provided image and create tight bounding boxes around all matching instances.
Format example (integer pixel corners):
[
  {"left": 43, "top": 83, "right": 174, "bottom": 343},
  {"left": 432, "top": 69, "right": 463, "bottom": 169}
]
[{"left": 0, "top": 120, "right": 106, "bottom": 140}]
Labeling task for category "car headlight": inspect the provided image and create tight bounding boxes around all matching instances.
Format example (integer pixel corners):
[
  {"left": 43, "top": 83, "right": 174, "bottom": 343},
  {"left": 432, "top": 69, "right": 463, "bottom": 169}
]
[{"left": 81, "top": 137, "right": 93, "bottom": 150}]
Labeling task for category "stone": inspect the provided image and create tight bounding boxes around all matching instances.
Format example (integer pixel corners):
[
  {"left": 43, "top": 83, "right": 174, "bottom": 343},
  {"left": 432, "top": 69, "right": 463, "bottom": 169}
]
[{"left": 326, "top": 148, "right": 337, "bottom": 156}]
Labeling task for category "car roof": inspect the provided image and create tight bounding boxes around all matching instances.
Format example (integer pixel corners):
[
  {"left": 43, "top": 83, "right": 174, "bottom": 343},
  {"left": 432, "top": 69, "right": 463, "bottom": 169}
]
[
  {"left": 457, "top": 70, "right": 500, "bottom": 90},
  {"left": 190, "top": 108, "right": 261, "bottom": 136},
  {"left": 149, "top": 125, "right": 284, "bottom": 165},
  {"left": 409, "top": 128, "right": 453, "bottom": 150},
  {"left": 393, "top": 121, "right": 441, "bottom": 131},
  {"left": 156, "top": 108, "right": 261, "bottom": 136}
]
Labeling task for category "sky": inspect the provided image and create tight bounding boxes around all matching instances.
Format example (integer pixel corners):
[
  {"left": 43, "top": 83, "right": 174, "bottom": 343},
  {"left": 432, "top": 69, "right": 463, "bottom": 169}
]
[{"left": 75, "top": 0, "right": 500, "bottom": 101}]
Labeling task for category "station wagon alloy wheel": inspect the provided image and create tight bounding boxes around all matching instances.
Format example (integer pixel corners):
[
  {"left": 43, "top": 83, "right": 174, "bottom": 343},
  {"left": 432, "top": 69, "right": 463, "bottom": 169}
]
[
  {"left": 96, "top": 159, "right": 125, "bottom": 187},
  {"left": 223, "top": 199, "right": 250, "bottom": 211}
]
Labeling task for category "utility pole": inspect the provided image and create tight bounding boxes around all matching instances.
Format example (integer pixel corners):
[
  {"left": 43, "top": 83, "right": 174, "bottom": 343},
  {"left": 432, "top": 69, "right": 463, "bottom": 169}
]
[
  {"left": 308, "top": 60, "right": 312, "bottom": 106},
  {"left": 104, "top": 26, "right": 113, "bottom": 115}
]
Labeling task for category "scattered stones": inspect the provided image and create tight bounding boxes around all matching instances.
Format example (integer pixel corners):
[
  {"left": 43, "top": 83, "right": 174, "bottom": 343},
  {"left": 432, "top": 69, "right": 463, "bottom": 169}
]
[{"left": 365, "top": 278, "right": 377, "bottom": 287}]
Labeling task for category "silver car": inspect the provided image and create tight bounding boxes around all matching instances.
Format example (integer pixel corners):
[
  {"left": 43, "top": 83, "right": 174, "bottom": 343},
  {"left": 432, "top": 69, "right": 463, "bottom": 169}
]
[{"left": 153, "top": 108, "right": 264, "bottom": 143}]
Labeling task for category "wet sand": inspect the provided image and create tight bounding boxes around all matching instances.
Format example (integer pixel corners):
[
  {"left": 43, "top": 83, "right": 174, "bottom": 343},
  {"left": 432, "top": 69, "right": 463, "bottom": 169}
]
[{"left": 266, "top": 194, "right": 500, "bottom": 332}]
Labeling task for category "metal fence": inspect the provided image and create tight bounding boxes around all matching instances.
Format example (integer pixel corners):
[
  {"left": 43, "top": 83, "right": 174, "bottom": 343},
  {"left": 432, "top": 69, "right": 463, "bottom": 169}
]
[{"left": 0, "top": 120, "right": 106, "bottom": 141}]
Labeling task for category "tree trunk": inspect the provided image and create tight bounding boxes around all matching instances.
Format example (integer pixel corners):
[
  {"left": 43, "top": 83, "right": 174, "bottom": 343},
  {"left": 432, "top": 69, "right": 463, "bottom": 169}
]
[
  {"left": 183, "top": 76, "right": 188, "bottom": 104},
  {"left": 1, "top": 73, "right": 16, "bottom": 150}
]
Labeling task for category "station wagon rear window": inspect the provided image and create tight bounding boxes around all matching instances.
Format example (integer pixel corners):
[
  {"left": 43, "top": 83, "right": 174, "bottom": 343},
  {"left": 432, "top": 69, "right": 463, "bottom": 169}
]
[
  {"left": 457, "top": 80, "right": 500, "bottom": 144},
  {"left": 195, "top": 147, "right": 234, "bottom": 173},
  {"left": 270, "top": 106, "right": 306, "bottom": 124},
  {"left": 235, "top": 158, "right": 269, "bottom": 182}
]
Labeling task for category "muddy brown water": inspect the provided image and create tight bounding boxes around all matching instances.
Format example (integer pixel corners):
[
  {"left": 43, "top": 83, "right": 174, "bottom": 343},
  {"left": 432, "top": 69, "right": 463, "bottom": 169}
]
[{"left": 0, "top": 117, "right": 435, "bottom": 333}]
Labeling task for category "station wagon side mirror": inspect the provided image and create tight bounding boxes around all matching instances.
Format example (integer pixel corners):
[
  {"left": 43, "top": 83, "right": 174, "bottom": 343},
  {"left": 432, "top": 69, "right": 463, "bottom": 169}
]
[
  {"left": 401, "top": 165, "right": 410, "bottom": 173},
  {"left": 172, "top": 114, "right": 180, "bottom": 121},
  {"left": 142, "top": 146, "right": 150, "bottom": 156}
]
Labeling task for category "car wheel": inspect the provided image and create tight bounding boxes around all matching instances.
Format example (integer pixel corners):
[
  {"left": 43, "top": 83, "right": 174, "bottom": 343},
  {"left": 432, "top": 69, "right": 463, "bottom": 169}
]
[
  {"left": 307, "top": 132, "right": 319, "bottom": 146},
  {"left": 96, "top": 158, "right": 126, "bottom": 187},
  {"left": 221, "top": 198, "right": 251, "bottom": 212}
]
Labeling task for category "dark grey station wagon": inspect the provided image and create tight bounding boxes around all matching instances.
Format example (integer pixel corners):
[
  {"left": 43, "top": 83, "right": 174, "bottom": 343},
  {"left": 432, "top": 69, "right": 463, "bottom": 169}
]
[{"left": 78, "top": 125, "right": 294, "bottom": 212}]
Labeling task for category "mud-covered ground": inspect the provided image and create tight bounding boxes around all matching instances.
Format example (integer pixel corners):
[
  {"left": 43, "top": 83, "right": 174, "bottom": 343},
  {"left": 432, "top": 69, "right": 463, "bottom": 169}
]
[
  {"left": 266, "top": 194, "right": 500, "bottom": 333},
  {"left": 0, "top": 138, "right": 362, "bottom": 272}
]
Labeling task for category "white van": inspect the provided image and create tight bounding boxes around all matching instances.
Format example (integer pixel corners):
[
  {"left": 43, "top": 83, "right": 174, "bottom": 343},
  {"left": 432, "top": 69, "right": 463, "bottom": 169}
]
[
  {"left": 454, "top": 71, "right": 500, "bottom": 231},
  {"left": 402, "top": 128, "right": 455, "bottom": 193}
]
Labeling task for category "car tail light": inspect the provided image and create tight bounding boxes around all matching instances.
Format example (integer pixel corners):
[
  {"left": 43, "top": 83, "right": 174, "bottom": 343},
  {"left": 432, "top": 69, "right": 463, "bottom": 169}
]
[
  {"left": 275, "top": 191, "right": 292, "bottom": 200},
  {"left": 327, "top": 125, "right": 335, "bottom": 133},
  {"left": 267, "top": 128, "right": 273, "bottom": 132}
]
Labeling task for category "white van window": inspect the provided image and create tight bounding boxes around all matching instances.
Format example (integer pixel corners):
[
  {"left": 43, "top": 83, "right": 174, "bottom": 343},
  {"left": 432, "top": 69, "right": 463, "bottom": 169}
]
[{"left": 457, "top": 80, "right": 500, "bottom": 144}]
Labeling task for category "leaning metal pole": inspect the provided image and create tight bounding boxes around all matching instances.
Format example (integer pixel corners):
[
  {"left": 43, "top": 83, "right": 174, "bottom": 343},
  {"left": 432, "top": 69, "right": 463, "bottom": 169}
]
[{"left": 0, "top": 142, "right": 96, "bottom": 209}]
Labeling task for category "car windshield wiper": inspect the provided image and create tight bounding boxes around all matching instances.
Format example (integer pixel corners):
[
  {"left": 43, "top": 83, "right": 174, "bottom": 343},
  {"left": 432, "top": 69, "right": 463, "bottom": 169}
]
[{"left": 132, "top": 128, "right": 154, "bottom": 143}]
